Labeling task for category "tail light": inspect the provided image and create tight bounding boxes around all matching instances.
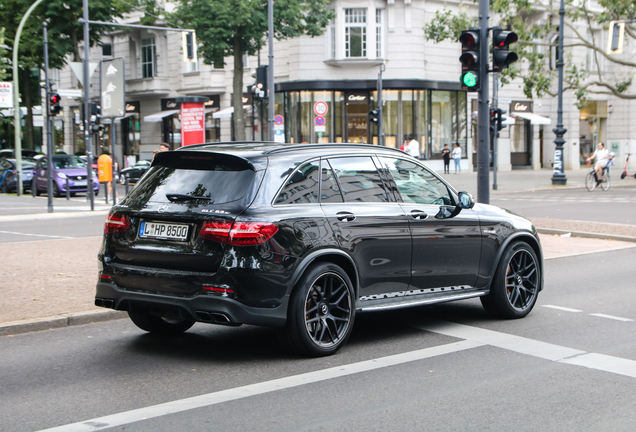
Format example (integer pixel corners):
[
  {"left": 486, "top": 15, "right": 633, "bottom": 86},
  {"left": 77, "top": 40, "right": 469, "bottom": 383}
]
[
  {"left": 199, "top": 221, "right": 278, "bottom": 246},
  {"left": 105, "top": 212, "right": 131, "bottom": 233}
]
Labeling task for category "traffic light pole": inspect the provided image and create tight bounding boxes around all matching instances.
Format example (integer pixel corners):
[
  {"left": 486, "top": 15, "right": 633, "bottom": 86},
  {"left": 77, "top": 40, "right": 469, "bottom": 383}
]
[
  {"left": 83, "top": 0, "right": 95, "bottom": 211},
  {"left": 551, "top": 0, "right": 567, "bottom": 185},
  {"left": 43, "top": 22, "right": 54, "bottom": 213},
  {"left": 377, "top": 63, "right": 384, "bottom": 146},
  {"left": 492, "top": 72, "right": 498, "bottom": 191},
  {"left": 476, "top": 0, "right": 490, "bottom": 204}
]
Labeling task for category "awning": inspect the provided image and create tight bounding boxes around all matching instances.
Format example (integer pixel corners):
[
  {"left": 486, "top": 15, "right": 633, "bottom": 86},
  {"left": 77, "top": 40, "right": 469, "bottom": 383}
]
[
  {"left": 143, "top": 109, "right": 179, "bottom": 122},
  {"left": 205, "top": 107, "right": 219, "bottom": 115},
  {"left": 212, "top": 105, "right": 252, "bottom": 119},
  {"left": 511, "top": 112, "right": 551, "bottom": 125},
  {"left": 101, "top": 113, "right": 136, "bottom": 124}
]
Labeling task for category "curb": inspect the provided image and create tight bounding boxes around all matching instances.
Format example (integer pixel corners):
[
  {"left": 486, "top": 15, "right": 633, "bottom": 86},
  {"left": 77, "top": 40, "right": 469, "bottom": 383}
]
[
  {"left": 0, "top": 310, "right": 127, "bottom": 337},
  {"left": 537, "top": 228, "right": 636, "bottom": 243}
]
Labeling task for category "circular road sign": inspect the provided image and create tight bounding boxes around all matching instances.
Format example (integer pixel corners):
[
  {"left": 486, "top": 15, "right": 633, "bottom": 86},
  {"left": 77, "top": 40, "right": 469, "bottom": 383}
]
[
  {"left": 314, "top": 101, "right": 328, "bottom": 116},
  {"left": 274, "top": 115, "right": 284, "bottom": 125},
  {"left": 315, "top": 116, "right": 326, "bottom": 126}
]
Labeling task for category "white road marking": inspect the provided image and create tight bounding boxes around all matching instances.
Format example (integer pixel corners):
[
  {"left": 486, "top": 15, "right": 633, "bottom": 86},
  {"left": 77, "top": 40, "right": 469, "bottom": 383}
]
[
  {"left": 417, "top": 320, "right": 636, "bottom": 378},
  {"left": 0, "top": 230, "right": 74, "bottom": 239},
  {"left": 36, "top": 339, "right": 484, "bottom": 432},
  {"left": 589, "top": 313, "right": 634, "bottom": 322},
  {"left": 542, "top": 305, "right": 583, "bottom": 313}
]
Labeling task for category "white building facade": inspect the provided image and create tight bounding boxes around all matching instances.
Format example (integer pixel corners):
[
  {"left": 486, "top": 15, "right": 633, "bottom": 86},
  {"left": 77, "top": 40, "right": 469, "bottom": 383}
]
[{"left": 47, "top": 0, "right": 636, "bottom": 173}]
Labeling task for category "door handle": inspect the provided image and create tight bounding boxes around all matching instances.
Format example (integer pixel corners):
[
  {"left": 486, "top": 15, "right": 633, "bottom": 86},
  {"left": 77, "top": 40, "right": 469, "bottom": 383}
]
[
  {"left": 336, "top": 211, "right": 356, "bottom": 222},
  {"left": 410, "top": 210, "right": 428, "bottom": 220}
]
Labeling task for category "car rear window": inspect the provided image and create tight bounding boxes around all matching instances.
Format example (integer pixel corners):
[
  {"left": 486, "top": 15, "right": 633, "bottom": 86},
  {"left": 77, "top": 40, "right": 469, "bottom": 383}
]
[{"left": 126, "top": 152, "right": 256, "bottom": 205}]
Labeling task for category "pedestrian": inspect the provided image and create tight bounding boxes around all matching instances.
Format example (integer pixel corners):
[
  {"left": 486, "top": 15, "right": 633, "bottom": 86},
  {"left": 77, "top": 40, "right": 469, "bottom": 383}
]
[
  {"left": 441, "top": 144, "right": 451, "bottom": 174},
  {"left": 452, "top": 143, "right": 462, "bottom": 174},
  {"left": 400, "top": 139, "right": 408, "bottom": 152},
  {"left": 408, "top": 135, "right": 420, "bottom": 159},
  {"left": 160, "top": 142, "right": 170, "bottom": 152}
]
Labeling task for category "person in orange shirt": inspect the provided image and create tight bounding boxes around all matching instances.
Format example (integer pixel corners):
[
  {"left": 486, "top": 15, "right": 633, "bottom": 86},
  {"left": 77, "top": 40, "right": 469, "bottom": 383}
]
[{"left": 97, "top": 152, "right": 113, "bottom": 202}]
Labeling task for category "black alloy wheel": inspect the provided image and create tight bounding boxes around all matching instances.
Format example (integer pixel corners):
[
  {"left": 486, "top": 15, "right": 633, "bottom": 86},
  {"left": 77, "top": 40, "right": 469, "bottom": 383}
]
[
  {"left": 279, "top": 263, "right": 355, "bottom": 357},
  {"left": 481, "top": 241, "right": 540, "bottom": 319},
  {"left": 128, "top": 308, "right": 195, "bottom": 335}
]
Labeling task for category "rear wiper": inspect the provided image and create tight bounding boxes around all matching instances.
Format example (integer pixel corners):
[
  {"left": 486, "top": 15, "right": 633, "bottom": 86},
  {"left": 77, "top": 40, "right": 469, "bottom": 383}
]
[{"left": 166, "top": 193, "right": 213, "bottom": 202}]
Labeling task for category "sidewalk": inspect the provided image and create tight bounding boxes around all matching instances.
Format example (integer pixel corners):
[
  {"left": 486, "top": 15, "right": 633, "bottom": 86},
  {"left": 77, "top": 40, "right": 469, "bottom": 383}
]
[{"left": 1, "top": 167, "right": 636, "bottom": 336}]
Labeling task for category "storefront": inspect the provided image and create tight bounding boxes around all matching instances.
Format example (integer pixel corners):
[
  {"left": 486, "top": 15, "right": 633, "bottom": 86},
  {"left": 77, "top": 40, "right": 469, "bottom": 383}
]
[
  {"left": 579, "top": 100, "right": 607, "bottom": 163},
  {"left": 271, "top": 80, "right": 467, "bottom": 161}
]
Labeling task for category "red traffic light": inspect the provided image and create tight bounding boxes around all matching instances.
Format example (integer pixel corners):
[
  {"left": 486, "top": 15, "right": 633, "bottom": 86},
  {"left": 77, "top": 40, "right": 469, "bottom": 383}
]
[{"left": 459, "top": 31, "right": 478, "bottom": 49}]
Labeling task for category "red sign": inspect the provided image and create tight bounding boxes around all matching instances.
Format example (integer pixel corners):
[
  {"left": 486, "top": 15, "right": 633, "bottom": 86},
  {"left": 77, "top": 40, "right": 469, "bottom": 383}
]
[
  {"left": 180, "top": 102, "right": 206, "bottom": 146},
  {"left": 274, "top": 115, "right": 284, "bottom": 125},
  {"left": 314, "top": 101, "right": 328, "bottom": 116},
  {"left": 315, "top": 116, "right": 325, "bottom": 126}
]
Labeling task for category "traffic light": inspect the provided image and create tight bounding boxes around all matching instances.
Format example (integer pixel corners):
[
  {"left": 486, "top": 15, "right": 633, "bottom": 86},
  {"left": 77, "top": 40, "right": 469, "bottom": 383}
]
[
  {"left": 49, "top": 92, "right": 61, "bottom": 116},
  {"left": 459, "top": 29, "right": 480, "bottom": 91},
  {"left": 489, "top": 107, "right": 497, "bottom": 136},
  {"left": 496, "top": 108, "right": 507, "bottom": 132},
  {"left": 492, "top": 28, "right": 518, "bottom": 72},
  {"left": 369, "top": 109, "right": 380, "bottom": 125},
  {"left": 252, "top": 65, "right": 268, "bottom": 99}
]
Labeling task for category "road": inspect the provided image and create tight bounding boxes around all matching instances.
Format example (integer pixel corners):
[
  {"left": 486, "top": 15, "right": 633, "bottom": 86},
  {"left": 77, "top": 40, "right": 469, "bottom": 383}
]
[{"left": 1, "top": 248, "right": 636, "bottom": 431}]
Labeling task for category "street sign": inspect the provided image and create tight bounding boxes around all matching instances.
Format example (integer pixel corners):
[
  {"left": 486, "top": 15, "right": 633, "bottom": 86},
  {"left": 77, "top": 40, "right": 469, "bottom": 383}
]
[
  {"left": 315, "top": 115, "right": 325, "bottom": 126},
  {"left": 314, "top": 101, "right": 328, "bottom": 116},
  {"left": 58, "top": 89, "right": 83, "bottom": 98},
  {"left": 274, "top": 115, "right": 284, "bottom": 125},
  {"left": 0, "top": 82, "right": 13, "bottom": 108},
  {"left": 70, "top": 62, "right": 98, "bottom": 88},
  {"left": 100, "top": 58, "right": 126, "bottom": 117}
]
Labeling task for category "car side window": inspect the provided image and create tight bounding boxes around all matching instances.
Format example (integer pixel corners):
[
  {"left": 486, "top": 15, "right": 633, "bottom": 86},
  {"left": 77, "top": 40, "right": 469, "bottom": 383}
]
[
  {"left": 379, "top": 157, "right": 454, "bottom": 205},
  {"left": 321, "top": 160, "right": 344, "bottom": 203},
  {"left": 327, "top": 156, "right": 389, "bottom": 203},
  {"left": 274, "top": 161, "right": 320, "bottom": 205}
]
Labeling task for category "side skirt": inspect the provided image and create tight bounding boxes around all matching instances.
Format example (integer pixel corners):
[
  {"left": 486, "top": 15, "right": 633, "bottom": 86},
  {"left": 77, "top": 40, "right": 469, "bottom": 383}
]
[{"left": 357, "top": 286, "right": 488, "bottom": 312}]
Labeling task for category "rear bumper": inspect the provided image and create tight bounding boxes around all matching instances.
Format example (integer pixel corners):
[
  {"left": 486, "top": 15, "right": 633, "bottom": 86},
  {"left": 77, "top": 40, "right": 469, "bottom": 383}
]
[{"left": 95, "top": 282, "right": 288, "bottom": 327}]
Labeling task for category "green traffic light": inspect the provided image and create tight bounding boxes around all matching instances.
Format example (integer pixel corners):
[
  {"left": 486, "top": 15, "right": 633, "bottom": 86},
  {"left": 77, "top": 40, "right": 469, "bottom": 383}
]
[{"left": 461, "top": 71, "right": 478, "bottom": 88}]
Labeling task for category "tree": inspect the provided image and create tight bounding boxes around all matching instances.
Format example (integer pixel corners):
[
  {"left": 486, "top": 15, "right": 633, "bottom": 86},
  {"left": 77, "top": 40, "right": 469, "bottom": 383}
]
[
  {"left": 423, "top": 0, "right": 636, "bottom": 107},
  {"left": 172, "top": 0, "right": 334, "bottom": 141}
]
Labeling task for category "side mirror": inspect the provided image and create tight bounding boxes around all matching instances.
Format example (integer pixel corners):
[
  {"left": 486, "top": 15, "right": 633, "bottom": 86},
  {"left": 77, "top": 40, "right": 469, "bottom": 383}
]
[{"left": 457, "top": 191, "right": 475, "bottom": 209}]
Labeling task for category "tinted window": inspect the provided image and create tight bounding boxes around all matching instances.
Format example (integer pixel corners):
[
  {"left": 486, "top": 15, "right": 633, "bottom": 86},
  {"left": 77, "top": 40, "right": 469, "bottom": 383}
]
[
  {"left": 126, "top": 155, "right": 255, "bottom": 206},
  {"left": 320, "top": 161, "right": 344, "bottom": 203},
  {"left": 327, "top": 156, "right": 389, "bottom": 203},
  {"left": 52, "top": 155, "right": 87, "bottom": 169},
  {"left": 275, "top": 161, "right": 320, "bottom": 204},
  {"left": 380, "top": 157, "right": 453, "bottom": 205}
]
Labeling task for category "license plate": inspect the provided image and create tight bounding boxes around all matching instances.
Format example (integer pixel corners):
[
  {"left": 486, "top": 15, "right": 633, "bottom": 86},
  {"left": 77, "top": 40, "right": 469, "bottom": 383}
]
[
  {"left": 139, "top": 221, "right": 189, "bottom": 241},
  {"left": 73, "top": 180, "right": 87, "bottom": 186}
]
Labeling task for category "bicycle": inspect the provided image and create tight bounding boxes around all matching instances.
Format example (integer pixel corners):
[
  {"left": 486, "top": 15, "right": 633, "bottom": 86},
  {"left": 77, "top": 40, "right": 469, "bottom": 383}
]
[{"left": 585, "top": 165, "right": 610, "bottom": 191}]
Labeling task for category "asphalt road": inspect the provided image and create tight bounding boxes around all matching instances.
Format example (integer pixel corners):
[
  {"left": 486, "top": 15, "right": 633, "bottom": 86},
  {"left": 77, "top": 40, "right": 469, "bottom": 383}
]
[
  {"left": 491, "top": 186, "right": 636, "bottom": 225},
  {"left": 2, "top": 249, "right": 635, "bottom": 432}
]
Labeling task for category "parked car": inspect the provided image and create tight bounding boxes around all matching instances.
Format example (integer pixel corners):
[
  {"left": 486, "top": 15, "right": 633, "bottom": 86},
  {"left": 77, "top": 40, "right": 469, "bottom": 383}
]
[
  {"left": 118, "top": 160, "right": 151, "bottom": 184},
  {"left": 33, "top": 155, "right": 99, "bottom": 197},
  {"left": 0, "top": 149, "right": 38, "bottom": 159},
  {"left": 95, "top": 143, "right": 544, "bottom": 357},
  {"left": 0, "top": 158, "right": 37, "bottom": 193}
]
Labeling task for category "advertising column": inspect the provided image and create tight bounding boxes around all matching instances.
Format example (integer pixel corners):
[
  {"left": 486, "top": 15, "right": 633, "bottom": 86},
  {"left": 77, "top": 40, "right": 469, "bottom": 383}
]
[{"left": 176, "top": 96, "right": 209, "bottom": 146}]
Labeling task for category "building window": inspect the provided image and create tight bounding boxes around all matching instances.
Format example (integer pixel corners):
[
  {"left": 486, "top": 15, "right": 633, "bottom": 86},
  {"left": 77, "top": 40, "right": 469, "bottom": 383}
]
[
  {"left": 376, "top": 9, "right": 383, "bottom": 58},
  {"left": 141, "top": 37, "right": 156, "bottom": 78},
  {"left": 102, "top": 43, "right": 112, "bottom": 57},
  {"left": 345, "top": 8, "right": 366, "bottom": 58},
  {"left": 328, "top": 15, "right": 336, "bottom": 59},
  {"left": 586, "top": 30, "right": 602, "bottom": 72}
]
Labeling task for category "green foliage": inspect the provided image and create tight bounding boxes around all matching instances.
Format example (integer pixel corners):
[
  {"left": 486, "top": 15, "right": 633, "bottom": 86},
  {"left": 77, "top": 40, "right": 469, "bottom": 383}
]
[
  {"left": 0, "top": 27, "right": 9, "bottom": 81},
  {"left": 423, "top": 0, "right": 636, "bottom": 104}
]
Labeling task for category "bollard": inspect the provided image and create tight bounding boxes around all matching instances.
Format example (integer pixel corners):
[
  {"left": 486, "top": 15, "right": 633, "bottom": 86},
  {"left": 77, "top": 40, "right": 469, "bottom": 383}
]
[
  {"left": 104, "top": 183, "right": 109, "bottom": 204},
  {"left": 124, "top": 174, "right": 129, "bottom": 195},
  {"left": 66, "top": 178, "right": 70, "bottom": 200}
]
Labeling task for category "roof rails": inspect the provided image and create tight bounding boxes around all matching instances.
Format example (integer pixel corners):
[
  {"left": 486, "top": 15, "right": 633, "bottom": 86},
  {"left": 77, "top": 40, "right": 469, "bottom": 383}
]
[
  {"left": 263, "top": 142, "right": 393, "bottom": 154},
  {"left": 173, "top": 141, "right": 404, "bottom": 155}
]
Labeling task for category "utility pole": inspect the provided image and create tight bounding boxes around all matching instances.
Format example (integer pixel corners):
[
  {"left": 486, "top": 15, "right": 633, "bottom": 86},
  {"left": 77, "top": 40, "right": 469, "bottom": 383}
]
[
  {"left": 551, "top": 0, "right": 567, "bottom": 185},
  {"left": 476, "top": 0, "right": 490, "bottom": 204},
  {"left": 267, "top": 0, "right": 275, "bottom": 142},
  {"left": 377, "top": 63, "right": 384, "bottom": 146},
  {"left": 43, "top": 22, "right": 54, "bottom": 212},
  {"left": 83, "top": 0, "right": 95, "bottom": 210},
  {"left": 492, "top": 72, "right": 498, "bottom": 191}
]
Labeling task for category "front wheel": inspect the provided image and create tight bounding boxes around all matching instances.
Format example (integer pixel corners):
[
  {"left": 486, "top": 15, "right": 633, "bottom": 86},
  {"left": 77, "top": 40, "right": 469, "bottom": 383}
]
[
  {"left": 601, "top": 173, "right": 610, "bottom": 191},
  {"left": 278, "top": 263, "right": 355, "bottom": 357},
  {"left": 119, "top": 173, "right": 127, "bottom": 185},
  {"left": 128, "top": 308, "right": 195, "bottom": 335},
  {"left": 481, "top": 241, "right": 540, "bottom": 319},
  {"left": 585, "top": 171, "right": 596, "bottom": 191}
]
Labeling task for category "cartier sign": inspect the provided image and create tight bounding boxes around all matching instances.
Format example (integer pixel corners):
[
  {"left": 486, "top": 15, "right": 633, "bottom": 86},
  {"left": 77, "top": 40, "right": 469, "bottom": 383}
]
[{"left": 511, "top": 100, "right": 533, "bottom": 113}]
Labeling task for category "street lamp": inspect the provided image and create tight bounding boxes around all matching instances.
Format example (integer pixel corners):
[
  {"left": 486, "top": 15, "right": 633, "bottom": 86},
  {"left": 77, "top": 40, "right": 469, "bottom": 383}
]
[{"left": 551, "top": 0, "right": 568, "bottom": 185}]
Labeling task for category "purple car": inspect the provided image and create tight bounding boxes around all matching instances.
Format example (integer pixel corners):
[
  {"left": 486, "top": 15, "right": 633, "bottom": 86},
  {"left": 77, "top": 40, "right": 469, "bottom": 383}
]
[{"left": 33, "top": 155, "right": 99, "bottom": 197}]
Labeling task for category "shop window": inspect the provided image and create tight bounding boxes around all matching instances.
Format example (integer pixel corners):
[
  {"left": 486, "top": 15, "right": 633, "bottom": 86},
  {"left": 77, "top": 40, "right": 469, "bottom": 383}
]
[
  {"left": 511, "top": 120, "right": 527, "bottom": 152},
  {"left": 141, "top": 37, "right": 156, "bottom": 78},
  {"left": 345, "top": 8, "right": 367, "bottom": 58}
]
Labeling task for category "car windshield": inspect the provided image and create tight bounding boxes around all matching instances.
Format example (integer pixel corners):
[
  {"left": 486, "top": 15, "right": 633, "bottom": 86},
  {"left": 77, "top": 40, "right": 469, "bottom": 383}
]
[{"left": 52, "top": 155, "right": 87, "bottom": 169}]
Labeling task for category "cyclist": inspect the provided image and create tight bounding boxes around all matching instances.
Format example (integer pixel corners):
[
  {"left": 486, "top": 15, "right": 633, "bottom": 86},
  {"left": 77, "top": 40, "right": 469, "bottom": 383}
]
[{"left": 586, "top": 142, "right": 609, "bottom": 183}]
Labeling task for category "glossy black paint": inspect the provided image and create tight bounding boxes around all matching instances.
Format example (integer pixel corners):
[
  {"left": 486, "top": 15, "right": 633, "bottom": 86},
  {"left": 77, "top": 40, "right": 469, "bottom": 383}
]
[{"left": 96, "top": 142, "right": 543, "bottom": 331}]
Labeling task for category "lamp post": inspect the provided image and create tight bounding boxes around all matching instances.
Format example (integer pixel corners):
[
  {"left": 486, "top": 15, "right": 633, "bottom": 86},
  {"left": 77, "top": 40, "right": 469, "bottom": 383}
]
[{"left": 551, "top": 0, "right": 567, "bottom": 185}]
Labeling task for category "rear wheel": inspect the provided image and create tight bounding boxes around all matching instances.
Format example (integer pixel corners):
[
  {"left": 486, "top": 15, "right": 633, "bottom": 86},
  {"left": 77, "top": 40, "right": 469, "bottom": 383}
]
[
  {"left": 481, "top": 241, "right": 540, "bottom": 319},
  {"left": 119, "top": 173, "right": 126, "bottom": 185},
  {"left": 33, "top": 180, "right": 41, "bottom": 196},
  {"left": 128, "top": 308, "right": 195, "bottom": 335},
  {"left": 601, "top": 173, "right": 610, "bottom": 191},
  {"left": 278, "top": 263, "right": 355, "bottom": 357},
  {"left": 52, "top": 182, "right": 60, "bottom": 197},
  {"left": 585, "top": 171, "right": 596, "bottom": 191}
]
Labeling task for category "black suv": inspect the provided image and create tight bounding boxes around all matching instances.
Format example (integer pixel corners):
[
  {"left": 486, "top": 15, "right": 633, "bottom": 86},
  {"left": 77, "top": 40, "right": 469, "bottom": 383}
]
[{"left": 96, "top": 143, "right": 543, "bottom": 356}]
